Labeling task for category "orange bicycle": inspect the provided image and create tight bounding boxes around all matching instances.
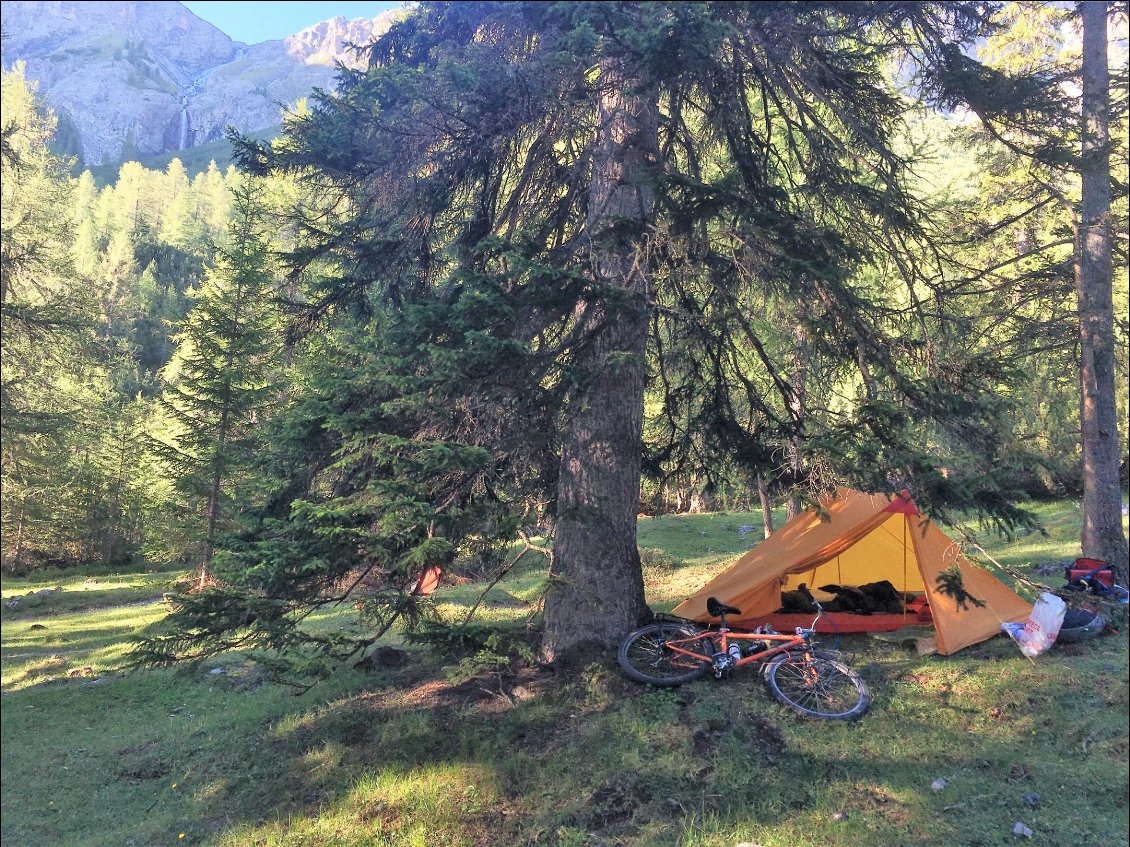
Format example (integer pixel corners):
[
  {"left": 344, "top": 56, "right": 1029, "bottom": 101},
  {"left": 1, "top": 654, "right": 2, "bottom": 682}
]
[{"left": 617, "top": 585, "right": 870, "bottom": 720}]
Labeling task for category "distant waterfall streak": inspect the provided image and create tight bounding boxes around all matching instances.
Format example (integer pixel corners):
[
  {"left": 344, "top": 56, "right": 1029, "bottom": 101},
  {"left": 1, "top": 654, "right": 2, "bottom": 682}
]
[{"left": 178, "top": 107, "right": 189, "bottom": 150}]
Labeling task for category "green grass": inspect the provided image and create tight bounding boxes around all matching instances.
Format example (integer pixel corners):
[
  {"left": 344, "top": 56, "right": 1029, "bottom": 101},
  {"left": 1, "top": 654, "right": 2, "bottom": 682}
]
[
  {"left": 1, "top": 501, "right": 1127, "bottom": 847},
  {"left": 972, "top": 499, "right": 1094, "bottom": 569},
  {"left": 637, "top": 509, "right": 784, "bottom": 609}
]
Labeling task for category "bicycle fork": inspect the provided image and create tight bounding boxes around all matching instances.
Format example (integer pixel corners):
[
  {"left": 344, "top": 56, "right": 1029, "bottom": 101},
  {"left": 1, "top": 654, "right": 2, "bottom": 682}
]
[{"left": 796, "top": 650, "right": 824, "bottom": 690}]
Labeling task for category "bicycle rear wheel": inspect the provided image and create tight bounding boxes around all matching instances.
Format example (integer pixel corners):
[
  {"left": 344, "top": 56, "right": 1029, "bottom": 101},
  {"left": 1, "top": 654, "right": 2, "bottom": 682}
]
[
  {"left": 763, "top": 649, "right": 870, "bottom": 720},
  {"left": 618, "top": 623, "right": 713, "bottom": 686}
]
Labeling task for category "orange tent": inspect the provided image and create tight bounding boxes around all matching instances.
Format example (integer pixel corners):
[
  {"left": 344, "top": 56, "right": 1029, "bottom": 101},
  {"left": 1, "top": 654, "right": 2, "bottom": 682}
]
[{"left": 672, "top": 489, "right": 1032, "bottom": 655}]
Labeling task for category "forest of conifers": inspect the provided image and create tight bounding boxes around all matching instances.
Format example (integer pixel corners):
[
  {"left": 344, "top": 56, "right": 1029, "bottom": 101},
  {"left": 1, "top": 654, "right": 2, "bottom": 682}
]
[{"left": 2, "top": 2, "right": 1127, "bottom": 671}]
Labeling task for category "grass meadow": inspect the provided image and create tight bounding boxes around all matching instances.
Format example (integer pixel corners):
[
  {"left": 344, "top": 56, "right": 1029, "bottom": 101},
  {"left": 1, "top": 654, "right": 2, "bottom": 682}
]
[{"left": 1, "top": 501, "right": 1127, "bottom": 847}]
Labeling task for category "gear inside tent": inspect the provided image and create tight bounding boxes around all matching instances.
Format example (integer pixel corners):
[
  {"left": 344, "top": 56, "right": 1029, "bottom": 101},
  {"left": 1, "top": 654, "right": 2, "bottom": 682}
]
[{"left": 672, "top": 489, "right": 1032, "bottom": 655}]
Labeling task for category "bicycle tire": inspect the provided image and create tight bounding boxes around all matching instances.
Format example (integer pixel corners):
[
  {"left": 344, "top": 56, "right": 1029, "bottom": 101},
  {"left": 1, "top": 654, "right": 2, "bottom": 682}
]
[
  {"left": 617, "top": 622, "right": 713, "bottom": 686},
  {"left": 763, "top": 649, "right": 870, "bottom": 720}
]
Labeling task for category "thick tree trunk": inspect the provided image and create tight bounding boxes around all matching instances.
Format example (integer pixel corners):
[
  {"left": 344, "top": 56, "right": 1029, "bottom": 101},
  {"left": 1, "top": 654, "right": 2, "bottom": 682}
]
[
  {"left": 541, "top": 60, "right": 659, "bottom": 662},
  {"left": 1077, "top": 1, "right": 1128, "bottom": 583}
]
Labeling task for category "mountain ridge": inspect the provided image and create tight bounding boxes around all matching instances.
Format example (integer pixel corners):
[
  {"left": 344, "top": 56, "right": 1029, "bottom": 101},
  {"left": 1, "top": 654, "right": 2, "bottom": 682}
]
[{"left": 0, "top": 1, "right": 397, "bottom": 166}]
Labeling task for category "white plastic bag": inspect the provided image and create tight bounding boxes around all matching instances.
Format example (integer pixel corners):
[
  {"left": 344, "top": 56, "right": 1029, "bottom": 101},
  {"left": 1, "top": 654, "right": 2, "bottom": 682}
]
[{"left": 1002, "top": 592, "right": 1066, "bottom": 657}]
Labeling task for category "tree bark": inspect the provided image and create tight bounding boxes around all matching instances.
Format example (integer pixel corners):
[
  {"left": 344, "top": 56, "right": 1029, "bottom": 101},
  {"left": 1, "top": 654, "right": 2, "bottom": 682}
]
[
  {"left": 1077, "top": 0, "right": 1128, "bottom": 583},
  {"left": 689, "top": 480, "right": 711, "bottom": 514},
  {"left": 10, "top": 507, "right": 26, "bottom": 571},
  {"left": 541, "top": 58, "right": 659, "bottom": 662}
]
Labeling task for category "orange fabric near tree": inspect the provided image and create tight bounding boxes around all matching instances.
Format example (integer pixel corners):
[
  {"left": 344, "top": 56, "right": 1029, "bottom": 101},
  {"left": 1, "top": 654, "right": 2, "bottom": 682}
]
[
  {"left": 673, "top": 490, "right": 906, "bottom": 621},
  {"left": 907, "top": 520, "right": 1032, "bottom": 654},
  {"left": 671, "top": 489, "right": 1031, "bottom": 655}
]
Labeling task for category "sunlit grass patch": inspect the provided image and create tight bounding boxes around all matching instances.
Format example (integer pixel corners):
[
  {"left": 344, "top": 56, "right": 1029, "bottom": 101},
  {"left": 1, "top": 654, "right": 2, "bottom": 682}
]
[
  {"left": 1, "top": 568, "right": 177, "bottom": 620},
  {"left": 1, "top": 601, "right": 169, "bottom": 690},
  {"left": 964, "top": 499, "right": 1128, "bottom": 571},
  {"left": 634, "top": 510, "right": 779, "bottom": 609},
  {"left": 637, "top": 510, "right": 771, "bottom": 563}
]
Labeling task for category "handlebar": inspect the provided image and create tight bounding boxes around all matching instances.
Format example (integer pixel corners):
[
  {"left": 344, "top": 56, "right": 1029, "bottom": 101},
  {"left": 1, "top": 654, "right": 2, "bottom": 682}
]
[{"left": 798, "top": 582, "right": 824, "bottom": 632}]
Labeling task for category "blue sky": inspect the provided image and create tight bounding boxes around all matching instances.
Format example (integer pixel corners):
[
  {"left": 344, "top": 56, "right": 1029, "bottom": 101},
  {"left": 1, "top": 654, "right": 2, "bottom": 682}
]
[{"left": 182, "top": 1, "right": 406, "bottom": 44}]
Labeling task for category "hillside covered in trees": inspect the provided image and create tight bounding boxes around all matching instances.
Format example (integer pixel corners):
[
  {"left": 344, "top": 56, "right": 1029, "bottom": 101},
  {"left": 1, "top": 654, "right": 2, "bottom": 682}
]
[{"left": 1, "top": 1, "right": 1127, "bottom": 673}]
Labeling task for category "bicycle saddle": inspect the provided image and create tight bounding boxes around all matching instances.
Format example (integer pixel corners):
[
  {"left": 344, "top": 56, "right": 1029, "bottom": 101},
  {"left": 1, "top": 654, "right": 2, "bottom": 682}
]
[{"left": 706, "top": 596, "right": 742, "bottom": 618}]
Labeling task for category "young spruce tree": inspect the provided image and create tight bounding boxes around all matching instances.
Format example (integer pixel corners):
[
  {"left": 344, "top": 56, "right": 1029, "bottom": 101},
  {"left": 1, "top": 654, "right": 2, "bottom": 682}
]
[{"left": 150, "top": 179, "right": 277, "bottom": 586}]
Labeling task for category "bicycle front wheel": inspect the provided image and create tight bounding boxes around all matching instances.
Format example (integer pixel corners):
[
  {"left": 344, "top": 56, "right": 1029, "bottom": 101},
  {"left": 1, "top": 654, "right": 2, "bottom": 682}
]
[
  {"left": 617, "top": 623, "right": 713, "bottom": 686},
  {"left": 763, "top": 649, "right": 870, "bottom": 720}
]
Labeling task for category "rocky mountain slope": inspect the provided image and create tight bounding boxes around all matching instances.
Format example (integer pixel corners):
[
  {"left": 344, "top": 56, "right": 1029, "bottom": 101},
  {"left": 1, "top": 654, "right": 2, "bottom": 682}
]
[{"left": 0, "top": 1, "right": 396, "bottom": 166}]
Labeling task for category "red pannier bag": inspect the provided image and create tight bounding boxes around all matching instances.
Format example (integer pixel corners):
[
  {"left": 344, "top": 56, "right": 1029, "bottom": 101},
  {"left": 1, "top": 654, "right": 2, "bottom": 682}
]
[{"left": 1065, "top": 558, "right": 1113, "bottom": 588}]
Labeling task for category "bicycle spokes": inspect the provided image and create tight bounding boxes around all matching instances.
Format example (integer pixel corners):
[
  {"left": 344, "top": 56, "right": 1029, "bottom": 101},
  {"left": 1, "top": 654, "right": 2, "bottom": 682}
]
[{"left": 769, "top": 655, "right": 868, "bottom": 718}]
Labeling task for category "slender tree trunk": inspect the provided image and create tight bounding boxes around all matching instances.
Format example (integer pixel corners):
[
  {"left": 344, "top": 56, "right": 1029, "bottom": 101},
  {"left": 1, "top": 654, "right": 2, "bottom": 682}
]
[
  {"left": 11, "top": 507, "right": 26, "bottom": 570},
  {"left": 757, "top": 472, "right": 774, "bottom": 538},
  {"left": 200, "top": 399, "right": 230, "bottom": 589},
  {"left": 200, "top": 256, "right": 244, "bottom": 588},
  {"left": 541, "top": 58, "right": 659, "bottom": 662},
  {"left": 102, "top": 420, "right": 128, "bottom": 562},
  {"left": 1077, "top": 0, "right": 1128, "bottom": 583},
  {"left": 689, "top": 477, "right": 711, "bottom": 513},
  {"left": 786, "top": 323, "right": 809, "bottom": 520}
]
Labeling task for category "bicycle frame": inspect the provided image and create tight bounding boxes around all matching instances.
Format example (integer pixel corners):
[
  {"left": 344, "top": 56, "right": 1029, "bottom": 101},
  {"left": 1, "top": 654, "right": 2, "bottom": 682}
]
[
  {"left": 618, "top": 596, "right": 870, "bottom": 718},
  {"left": 665, "top": 607, "right": 825, "bottom": 676}
]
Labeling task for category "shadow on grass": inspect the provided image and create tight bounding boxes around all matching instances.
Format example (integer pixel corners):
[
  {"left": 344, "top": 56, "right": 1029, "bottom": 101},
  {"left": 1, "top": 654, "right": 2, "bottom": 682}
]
[
  {"left": 1, "top": 628, "right": 1127, "bottom": 847},
  {"left": 1, "top": 501, "right": 1125, "bottom": 846},
  {"left": 2, "top": 604, "right": 169, "bottom": 693},
  {"left": 198, "top": 641, "right": 1127, "bottom": 847}
]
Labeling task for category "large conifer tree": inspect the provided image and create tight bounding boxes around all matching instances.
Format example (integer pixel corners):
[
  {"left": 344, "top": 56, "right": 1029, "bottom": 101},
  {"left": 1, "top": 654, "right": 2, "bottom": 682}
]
[
  {"left": 142, "top": 1, "right": 1061, "bottom": 670},
  {"left": 929, "top": 1, "right": 1128, "bottom": 579}
]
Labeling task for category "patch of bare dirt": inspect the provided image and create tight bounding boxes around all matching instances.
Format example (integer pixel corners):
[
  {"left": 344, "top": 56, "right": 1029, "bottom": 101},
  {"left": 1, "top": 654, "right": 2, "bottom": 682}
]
[
  {"left": 357, "top": 662, "right": 555, "bottom": 718},
  {"left": 744, "top": 711, "right": 787, "bottom": 760},
  {"left": 848, "top": 785, "right": 913, "bottom": 826},
  {"left": 1055, "top": 642, "right": 1088, "bottom": 656},
  {"left": 578, "top": 774, "right": 643, "bottom": 832},
  {"left": 115, "top": 740, "right": 171, "bottom": 781}
]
